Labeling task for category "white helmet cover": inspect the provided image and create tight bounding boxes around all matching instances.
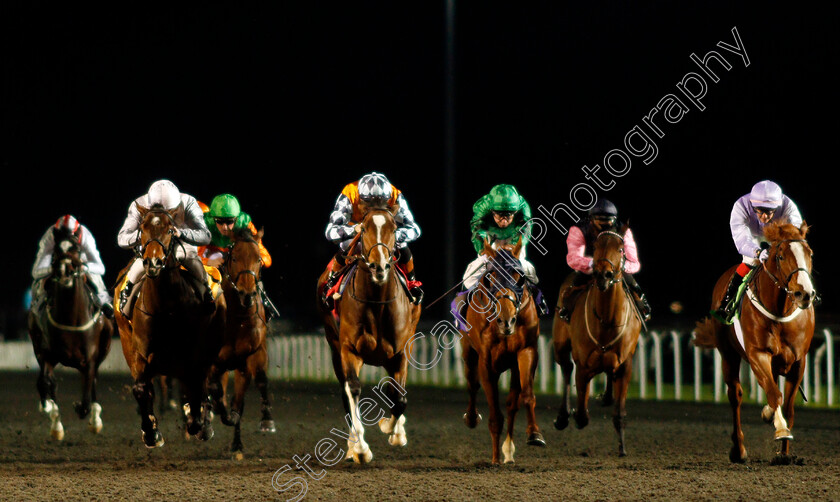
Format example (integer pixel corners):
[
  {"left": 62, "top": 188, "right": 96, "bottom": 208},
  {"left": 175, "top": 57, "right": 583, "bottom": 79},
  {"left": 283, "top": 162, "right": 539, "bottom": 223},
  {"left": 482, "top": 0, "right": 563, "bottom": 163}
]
[
  {"left": 358, "top": 172, "right": 392, "bottom": 201},
  {"left": 749, "top": 180, "right": 783, "bottom": 209},
  {"left": 147, "top": 179, "right": 181, "bottom": 209}
]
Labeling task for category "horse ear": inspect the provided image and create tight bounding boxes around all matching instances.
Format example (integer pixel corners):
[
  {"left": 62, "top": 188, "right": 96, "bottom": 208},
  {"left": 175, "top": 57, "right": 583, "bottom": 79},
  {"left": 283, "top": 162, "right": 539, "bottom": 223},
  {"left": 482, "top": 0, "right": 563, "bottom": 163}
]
[
  {"left": 257, "top": 226, "right": 265, "bottom": 240},
  {"left": 169, "top": 202, "right": 185, "bottom": 226},
  {"left": 136, "top": 202, "right": 149, "bottom": 216},
  {"left": 483, "top": 235, "right": 494, "bottom": 256},
  {"left": 512, "top": 235, "right": 523, "bottom": 257},
  {"left": 619, "top": 222, "right": 630, "bottom": 235},
  {"left": 800, "top": 221, "right": 809, "bottom": 238},
  {"left": 390, "top": 201, "right": 400, "bottom": 217},
  {"left": 358, "top": 199, "right": 371, "bottom": 216}
]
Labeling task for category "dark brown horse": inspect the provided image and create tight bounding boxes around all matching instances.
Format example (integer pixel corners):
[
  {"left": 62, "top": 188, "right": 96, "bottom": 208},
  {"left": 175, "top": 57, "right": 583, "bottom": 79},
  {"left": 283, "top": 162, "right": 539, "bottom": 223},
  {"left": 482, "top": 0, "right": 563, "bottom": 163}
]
[
  {"left": 460, "top": 238, "right": 544, "bottom": 464},
  {"left": 114, "top": 203, "right": 226, "bottom": 448},
  {"left": 552, "top": 228, "right": 643, "bottom": 457},
  {"left": 694, "top": 222, "right": 816, "bottom": 463},
  {"left": 316, "top": 202, "right": 422, "bottom": 463},
  {"left": 207, "top": 226, "right": 275, "bottom": 460},
  {"left": 28, "top": 226, "right": 113, "bottom": 440}
]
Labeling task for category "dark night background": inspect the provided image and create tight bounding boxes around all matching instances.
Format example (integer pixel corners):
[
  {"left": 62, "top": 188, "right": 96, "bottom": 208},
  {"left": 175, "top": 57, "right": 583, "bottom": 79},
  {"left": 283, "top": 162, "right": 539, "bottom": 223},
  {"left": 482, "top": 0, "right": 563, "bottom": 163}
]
[{"left": 2, "top": 2, "right": 838, "bottom": 337}]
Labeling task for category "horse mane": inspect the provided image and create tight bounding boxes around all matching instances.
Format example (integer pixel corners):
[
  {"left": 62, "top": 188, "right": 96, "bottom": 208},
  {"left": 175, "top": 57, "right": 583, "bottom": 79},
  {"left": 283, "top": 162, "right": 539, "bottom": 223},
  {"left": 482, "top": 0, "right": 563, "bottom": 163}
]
[
  {"left": 763, "top": 221, "right": 808, "bottom": 242},
  {"left": 233, "top": 225, "right": 257, "bottom": 243}
]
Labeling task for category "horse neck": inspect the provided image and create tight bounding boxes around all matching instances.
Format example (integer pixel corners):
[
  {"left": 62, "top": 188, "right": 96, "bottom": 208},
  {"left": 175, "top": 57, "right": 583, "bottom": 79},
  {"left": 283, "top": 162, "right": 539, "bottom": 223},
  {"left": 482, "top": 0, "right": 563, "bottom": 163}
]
[
  {"left": 755, "top": 264, "right": 792, "bottom": 314},
  {"left": 143, "top": 265, "right": 187, "bottom": 308},
  {"left": 51, "top": 275, "right": 90, "bottom": 321},
  {"left": 591, "top": 279, "right": 627, "bottom": 321},
  {"left": 354, "top": 265, "right": 399, "bottom": 304}
]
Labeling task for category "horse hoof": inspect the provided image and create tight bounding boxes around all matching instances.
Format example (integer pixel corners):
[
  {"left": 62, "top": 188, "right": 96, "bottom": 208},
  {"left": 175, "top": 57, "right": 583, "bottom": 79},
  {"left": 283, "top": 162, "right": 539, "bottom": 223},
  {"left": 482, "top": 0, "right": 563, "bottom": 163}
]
[
  {"left": 260, "top": 420, "right": 276, "bottom": 433},
  {"left": 232, "top": 451, "right": 245, "bottom": 462},
  {"left": 379, "top": 417, "right": 394, "bottom": 434},
  {"left": 774, "top": 428, "right": 793, "bottom": 441},
  {"left": 574, "top": 413, "right": 589, "bottom": 430},
  {"left": 729, "top": 446, "right": 748, "bottom": 463},
  {"left": 349, "top": 449, "right": 373, "bottom": 464},
  {"left": 503, "top": 458, "right": 515, "bottom": 465},
  {"left": 618, "top": 449, "right": 627, "bottom": 458},
  {"left": 462, "top": 412, "right": 481, "bottom": 429},
  {"left": 142, "top": 430, "right": 165, "bottom": 448},
  {"left": 51, "top": 428, "right": 65, "bottom": 441},
  {"left": 554, "top": 414, "right": 569, "bottom": 431},
  {"left": 761, "top": 405, "right": 774, "bottom": 424},
  {"left": 388, "top": 434, "right": 407, "bottom": 447},
  {"left": 88, "top": 422, "right": 103, "bottom": 434},
  {"left": 199, "top": 426, "right": 215, "bottom": 441},
  {"left": 527, "top": 433, "right": 546, "bottom": 447}
]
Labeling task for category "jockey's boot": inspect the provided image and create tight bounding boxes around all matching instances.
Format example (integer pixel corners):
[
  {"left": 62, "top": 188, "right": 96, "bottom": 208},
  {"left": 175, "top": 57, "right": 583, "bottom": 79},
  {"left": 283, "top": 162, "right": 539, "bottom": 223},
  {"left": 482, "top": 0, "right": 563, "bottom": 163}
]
[
  {"left": 258, "top": 281, "right": 280, "bottom": 320},
  {"left": 623, "top": 274, "right": 651, "bottom": 321},
  {"left": 529, "top": 284, "right": 550, "bottom": 317},
  {"left": 100, "top": 302, "right": 115, "bottom": 319},
  {"left": 397, "top": 255, "right": 423, "bottom": 305},
  {"left": 555, "top": 287, "right": 574, "bottom": 322},
  {"left": 714, "top": 272, "right": 743, "bottom": 321},
  {"left": 119, "top": 281, "right": 134, "bottom": 315}
]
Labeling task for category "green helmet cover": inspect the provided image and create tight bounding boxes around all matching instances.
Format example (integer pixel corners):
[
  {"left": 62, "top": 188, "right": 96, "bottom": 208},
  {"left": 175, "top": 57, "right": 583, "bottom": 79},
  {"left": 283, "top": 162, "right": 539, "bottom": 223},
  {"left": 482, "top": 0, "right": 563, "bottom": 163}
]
[
  {"left": 209, "top": 194, "right": 241, "bottom": 218},
  {"left": 489, "top": 184, "right": 522, "bottom": 212}
]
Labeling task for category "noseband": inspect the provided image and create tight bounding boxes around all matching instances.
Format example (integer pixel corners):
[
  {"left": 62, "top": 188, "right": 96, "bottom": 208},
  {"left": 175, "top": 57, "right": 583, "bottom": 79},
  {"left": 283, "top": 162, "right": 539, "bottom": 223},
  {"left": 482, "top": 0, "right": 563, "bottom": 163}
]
[
  {"left": 760, "top": 238, "right": 816, "bottom": 298},
  {"left": 594, "top": 231, "right": 625, "bottom": 287}
]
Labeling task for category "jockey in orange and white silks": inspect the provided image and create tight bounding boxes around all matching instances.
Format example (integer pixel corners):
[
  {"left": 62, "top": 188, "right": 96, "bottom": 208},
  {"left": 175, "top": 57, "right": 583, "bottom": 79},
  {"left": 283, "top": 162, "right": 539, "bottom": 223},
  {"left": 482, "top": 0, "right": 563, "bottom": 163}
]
[
  {"left": 322, "top": 172, "right": 423, "bottom": 304},
  {"left": 31, "top": 215, "right": 114, "bottom": 317},
  {"left": 714, "top": 180, "right": 806, "bottom": 320},
  {"left": 556, "top": 199, "right": 651, "bottom": 322},
  {"left": 116, "top": 179, "right": 213, "bottom": 315}
]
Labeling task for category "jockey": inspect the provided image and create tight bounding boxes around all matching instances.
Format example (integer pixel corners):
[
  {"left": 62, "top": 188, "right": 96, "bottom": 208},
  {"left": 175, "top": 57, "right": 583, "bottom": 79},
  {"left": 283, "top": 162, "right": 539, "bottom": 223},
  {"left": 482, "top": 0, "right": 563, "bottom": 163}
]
[
  {"left": 198, "top": 193, "right": 279, "bottom": 319},
  {"left": 555, "top": 199, "right": 651, "bottom": 322},
  {"left": 322, "top": 172, "right": 423, "bottom": 306},
  {"left": 31, "top": 215, "right": 114, "bottom": 318},
  {"left": 116, "top": 179, "right": 213, "bottom": 316},
  {"left": 462, "top": 184, "right": 549, "bottom": 316},
  {"left": 713, "top": 180, "right": 805, "bottom": 320}
]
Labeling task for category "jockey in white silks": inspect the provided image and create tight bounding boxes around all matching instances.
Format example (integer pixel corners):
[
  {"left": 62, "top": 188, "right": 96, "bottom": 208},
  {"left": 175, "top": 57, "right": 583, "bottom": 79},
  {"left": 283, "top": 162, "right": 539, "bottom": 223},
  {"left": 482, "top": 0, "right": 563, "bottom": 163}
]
[
  {"left": 116, "top": 179, "right": 213, "bottom": 316},
  {"left": 31, "top": 215, "right": 114, "bottom": 317},
  {"left": 714, "top": 180, "right": 805, "bottom": 320}
]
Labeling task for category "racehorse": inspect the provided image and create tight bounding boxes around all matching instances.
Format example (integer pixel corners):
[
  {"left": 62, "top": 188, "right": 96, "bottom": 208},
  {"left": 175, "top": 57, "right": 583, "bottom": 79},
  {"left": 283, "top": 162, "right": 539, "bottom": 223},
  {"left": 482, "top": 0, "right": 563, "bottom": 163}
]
[
  {"left": 315, "top": 201, "right": 422, "bottom": 463},
  {"left": 694, "top": 221, "right": 816, "bottom": 463},
  {"left": 27, "top": 226, "right": 113, "bottom": 440},
  {"left": 460, "top": 237, "right": 544, "bottom": 464},
  {"left": 207, "top": 226, "right": 276, "bottom": 459},
  {"left": 552, "top": 227, "right": 643, "bottom": 457},
  {"left": 114, "top": 203, "right": 226, "bottom": 448}
]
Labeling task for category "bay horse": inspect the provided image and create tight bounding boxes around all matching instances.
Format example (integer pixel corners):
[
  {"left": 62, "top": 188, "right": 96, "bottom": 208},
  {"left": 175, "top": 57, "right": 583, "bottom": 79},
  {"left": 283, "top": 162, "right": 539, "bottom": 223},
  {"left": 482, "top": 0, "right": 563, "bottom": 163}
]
[
  {"left": 315, "top": 201, "right": 422, "bottom": 463},
  {"left": 114, "top": 203, "right": 226, "bottom": 448},
  {"left": 552, "top": 227, "right": 643, "bottom": 457},
  {"left": 207, "top": 226, "right": 276, "bottom": 459},
  {"left": 27, "top": 226, "right": 113, "bottom": 440},
  {"left": 460, "top": 237, "right": 544, "bottom": 464},
  {"left": 694, "top": 221, "right": 816, "bottom": 463}
]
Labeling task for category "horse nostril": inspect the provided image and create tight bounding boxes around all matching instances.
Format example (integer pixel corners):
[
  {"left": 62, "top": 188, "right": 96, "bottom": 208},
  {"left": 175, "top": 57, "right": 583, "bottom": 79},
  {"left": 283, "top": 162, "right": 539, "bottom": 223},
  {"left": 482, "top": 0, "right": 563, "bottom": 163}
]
[
  {"left": 794, "top": 291, "right": 803, "bottom": 298},
  {"left": 605, "top": 271, "right": 614, "bottom": 280}
]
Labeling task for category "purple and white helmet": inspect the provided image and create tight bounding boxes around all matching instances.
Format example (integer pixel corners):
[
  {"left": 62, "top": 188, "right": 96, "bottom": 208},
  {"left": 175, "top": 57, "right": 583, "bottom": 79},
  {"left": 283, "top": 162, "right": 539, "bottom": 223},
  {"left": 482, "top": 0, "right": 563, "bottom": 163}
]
[
  {"left": 358, "top": 172, "right": 392, "bottom": 202},
  {"left": 147, "top": 179, "right": 181, "bottom": 209},
  {"left": 749, "top": 180, "right": 783, "bottom": 210}
]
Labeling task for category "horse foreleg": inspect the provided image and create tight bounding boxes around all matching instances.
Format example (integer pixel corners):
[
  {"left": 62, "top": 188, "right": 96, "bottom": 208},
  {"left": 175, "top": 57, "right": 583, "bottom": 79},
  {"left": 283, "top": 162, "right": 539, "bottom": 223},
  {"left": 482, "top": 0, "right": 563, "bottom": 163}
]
[
  {"left": 38, "top": 361, "right": 64, "bottom": 441},
  {"left": 252, "top": 347, "right": 276, "bottom": 433},
  {"left": 503, "top": 365, "right": 521, "bottom": 465},
  {"left": 518, "top": 346, "right": 544, "bottom": 447},
  {"left": 378, "top": 355, "right": 408, "bottom": 447},
  {"left": 132, "top": 378, "right": 163, "bottom": 448},
  {"left": 749, "top": 350, "right": 790, "bottom": 441},
  {"left": 601, "top": 373, "right": 615, "bottom": 407},
  {"left": 573, "top": 366, "right": 592, "bottom": 429},
  {"left": 207, "top": 365, "right": 233, "bottom": 426},
  {"left": 75, "top": 364, "right": 94, "bottom": 420},
  {"left": 778, "top": 360, "right": 806, "bottom": 458},
  {"left": 553, "top": 342, "right": 574, "bottom": 431},
  {"left": 722, "top": 348, "right": 747, "bottom": 463},
  {"left": 341, "top": 351, "right": 372, "bottom": 464},
  {"left": 612, "top": 359, "right": 632, "bottom": 457},
  {"left": 462, "top": 340, "right": 482, "bottom": 428},
  {"left": 228, "top": 368, "right": 251, "bottom": 459},
  {"left": 479, "top": 362, "right": 503, "bottom": 464}
]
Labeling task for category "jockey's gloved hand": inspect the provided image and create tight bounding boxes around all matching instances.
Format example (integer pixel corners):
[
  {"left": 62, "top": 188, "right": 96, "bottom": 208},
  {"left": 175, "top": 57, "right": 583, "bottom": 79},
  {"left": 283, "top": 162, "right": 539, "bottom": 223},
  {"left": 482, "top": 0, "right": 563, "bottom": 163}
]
[{"left": 759, "top": 249, "right": 769, "bottom": 263}]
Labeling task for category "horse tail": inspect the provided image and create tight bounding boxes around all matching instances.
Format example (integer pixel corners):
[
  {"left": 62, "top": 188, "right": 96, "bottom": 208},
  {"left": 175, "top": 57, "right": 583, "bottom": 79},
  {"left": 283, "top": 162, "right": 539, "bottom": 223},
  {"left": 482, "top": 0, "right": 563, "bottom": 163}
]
[{"left": 692, "top": 317, "right": 719, "bottom": 349}]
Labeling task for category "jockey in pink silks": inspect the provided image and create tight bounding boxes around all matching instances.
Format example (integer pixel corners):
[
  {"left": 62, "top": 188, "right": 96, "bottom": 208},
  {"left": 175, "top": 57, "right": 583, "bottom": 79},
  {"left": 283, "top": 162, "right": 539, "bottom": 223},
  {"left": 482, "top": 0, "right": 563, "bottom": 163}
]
[{"left": 555, "top": 199, "right": 650, "bottom": 322}]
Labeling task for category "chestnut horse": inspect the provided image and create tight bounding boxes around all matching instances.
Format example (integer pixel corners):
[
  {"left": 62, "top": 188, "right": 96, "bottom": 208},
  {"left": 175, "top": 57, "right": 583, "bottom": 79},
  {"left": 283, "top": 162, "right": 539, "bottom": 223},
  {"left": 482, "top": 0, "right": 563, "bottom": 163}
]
[
  {"left": 552, "top": 228, "right": 643, "bottom": 457},
  {"left": 28, "top": 226, "right": 113, "bottom": 440},
  {"left": 694, "top": 222, "right": 816, "bottom": 463},
  {"left": 207, "top": 226, "right": 276, "bottom": 459},
  {"left": 315, "top": 202, "right": 422, "bottom": 464},
  {"left": 460, "top": 238, "right": 544, "bottom": 464},
  {"left": 114, "top": 203, "right": 226, "bottom": 448}
]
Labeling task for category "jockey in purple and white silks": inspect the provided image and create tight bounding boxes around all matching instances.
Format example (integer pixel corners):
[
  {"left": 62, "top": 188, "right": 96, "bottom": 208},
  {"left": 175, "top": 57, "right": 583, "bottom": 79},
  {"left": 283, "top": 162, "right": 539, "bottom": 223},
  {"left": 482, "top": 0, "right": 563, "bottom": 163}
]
[
  {"left": 714, "top": 180, "right": 805, "bottom": 319},
  {"left": 31, "top": 215, "right": 114, "bottom": 317},
  {"left": 117, "top": 179, "right": 213, "bottom": 316}
]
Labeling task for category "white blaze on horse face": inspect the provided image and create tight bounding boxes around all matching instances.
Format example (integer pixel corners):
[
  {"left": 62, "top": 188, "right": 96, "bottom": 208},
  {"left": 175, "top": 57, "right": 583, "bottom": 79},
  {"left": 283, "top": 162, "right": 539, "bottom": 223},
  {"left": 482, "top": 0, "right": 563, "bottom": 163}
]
[
  {"left": 789, "top": 243, "right": 815, "bottom": 295},
  {"left": 59, "top": 240, "right": 73, "bottom": 253},
  {"left": 151, "top": 215, "right": 160, "bottom": 227},
  {"left": 370, "top": 214, "right": 390, "bottom": 282}
]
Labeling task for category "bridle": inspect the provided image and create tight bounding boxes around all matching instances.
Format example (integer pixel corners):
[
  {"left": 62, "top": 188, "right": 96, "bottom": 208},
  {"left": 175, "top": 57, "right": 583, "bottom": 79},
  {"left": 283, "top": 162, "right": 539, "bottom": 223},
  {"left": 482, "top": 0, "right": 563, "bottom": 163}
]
[
  {"left": 593, "top": 231, "right": 626, "bottom": 288},
  {"left": 140, "top": 209, "right": 181, "bottom": 273},
  {"left": 223, "top": 238, "right": 265, "bottom": 318},
  {"left": 349, "top": 210, "right": 399, "bottom": 305},
  {"left": 760, "top": 239, "right": 815, "bottom": 298}
]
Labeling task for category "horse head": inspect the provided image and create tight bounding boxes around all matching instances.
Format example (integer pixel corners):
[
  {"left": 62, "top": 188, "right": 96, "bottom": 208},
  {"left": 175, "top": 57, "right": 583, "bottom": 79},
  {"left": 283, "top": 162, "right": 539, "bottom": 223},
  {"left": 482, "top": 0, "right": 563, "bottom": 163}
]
[
  {"left": 137, "top": 202, "right": 181, "bottom": 278},
  {"left": 592, "top": 227, "right": 626, "bottom": 292},
  {"left": 763, "top": 221, "right": 816, "bottom": 310},
  {"left": 358, "top": 201, "right": 398, "bottom": 286},
  {"left": 225, "top": 226, "right": 264, "bottom": 309},
  {"left": 482, "top": 237, "right": 526, "bottom": 336},
  {"left": 51, "top": 227, "right": 83, "bottom": 289}
]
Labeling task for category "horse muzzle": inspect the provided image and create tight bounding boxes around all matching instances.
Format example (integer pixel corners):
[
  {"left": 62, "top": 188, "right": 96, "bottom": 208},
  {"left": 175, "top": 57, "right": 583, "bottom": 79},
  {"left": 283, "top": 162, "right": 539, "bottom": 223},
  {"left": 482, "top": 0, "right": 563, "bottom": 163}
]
[
  {"left": 496, "top": 317, "right": 516, "bottom": 336},
  {"left": 144, "top": 257, "right": 164, "bottom": 278},
  {"left": 368, "top": 261, "right": 390, "bottom": 285}
]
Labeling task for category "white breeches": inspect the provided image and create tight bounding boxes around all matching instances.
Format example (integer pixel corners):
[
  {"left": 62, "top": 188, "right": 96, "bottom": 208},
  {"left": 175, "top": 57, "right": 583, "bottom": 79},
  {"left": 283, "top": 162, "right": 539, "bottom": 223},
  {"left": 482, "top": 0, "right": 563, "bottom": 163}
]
[
  {"left": 462, "top": 245, "right": 538, "bottom": 291},
  {"left": 126, "top": 243, "right": 198, "bottom": 283}
]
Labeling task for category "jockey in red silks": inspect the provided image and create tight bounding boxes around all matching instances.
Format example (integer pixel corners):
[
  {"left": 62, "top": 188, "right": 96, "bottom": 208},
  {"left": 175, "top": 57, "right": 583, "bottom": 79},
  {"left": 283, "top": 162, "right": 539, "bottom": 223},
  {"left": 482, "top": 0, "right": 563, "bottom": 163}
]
[
  {"left": 713, "top": 180, "right": 807, "bottom": 321},
  {"left": 321, "top": 172, "right": 423, "bottom": 307},
  {"left": 556, "top": 199, "right": 651, "bottom": 322}
]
